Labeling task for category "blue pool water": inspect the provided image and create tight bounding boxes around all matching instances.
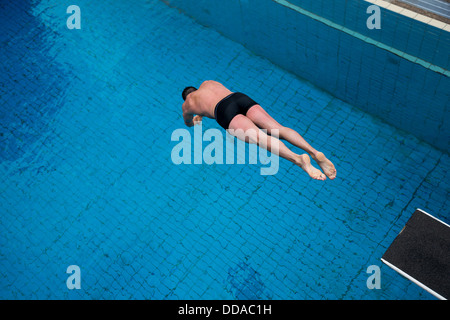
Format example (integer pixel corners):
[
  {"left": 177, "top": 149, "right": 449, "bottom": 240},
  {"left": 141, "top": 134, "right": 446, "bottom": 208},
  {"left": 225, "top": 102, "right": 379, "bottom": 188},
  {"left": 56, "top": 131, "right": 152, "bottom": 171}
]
[{"left": 0, "top": 0, "right": 449, "bottom": 299}]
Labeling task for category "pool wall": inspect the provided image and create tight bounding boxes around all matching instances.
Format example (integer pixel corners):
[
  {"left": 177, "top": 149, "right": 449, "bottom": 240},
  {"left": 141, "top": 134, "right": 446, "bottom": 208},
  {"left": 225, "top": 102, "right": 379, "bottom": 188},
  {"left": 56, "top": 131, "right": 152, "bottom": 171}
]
[{"left": 164, "top": 0, "right": 450, "bottom": 152}]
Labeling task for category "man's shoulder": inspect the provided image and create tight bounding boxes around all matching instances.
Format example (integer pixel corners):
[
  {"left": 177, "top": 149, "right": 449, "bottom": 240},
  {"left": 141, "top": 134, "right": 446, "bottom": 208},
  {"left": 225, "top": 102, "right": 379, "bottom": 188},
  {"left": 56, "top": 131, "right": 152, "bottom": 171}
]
[{"left": 200, "top": 80, "right": 222, "bottom": 88}]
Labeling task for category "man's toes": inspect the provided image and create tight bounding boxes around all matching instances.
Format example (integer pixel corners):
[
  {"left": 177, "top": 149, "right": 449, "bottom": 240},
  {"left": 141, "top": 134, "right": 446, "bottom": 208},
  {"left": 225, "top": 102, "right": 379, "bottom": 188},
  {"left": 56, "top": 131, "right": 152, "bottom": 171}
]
[
  {"left": 328, "top": 169, "right": 337, "bottom": 179},
  {"left": 315, "top": 172, "right": 326, "bottom": 180}
]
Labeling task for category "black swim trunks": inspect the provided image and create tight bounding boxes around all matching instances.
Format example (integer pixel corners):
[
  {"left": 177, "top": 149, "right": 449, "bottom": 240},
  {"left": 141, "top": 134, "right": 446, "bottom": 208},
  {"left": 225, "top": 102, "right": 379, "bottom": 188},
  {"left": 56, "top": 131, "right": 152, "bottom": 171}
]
[{"left": 214, "top": 92, "right": 258, "bottom": 129}]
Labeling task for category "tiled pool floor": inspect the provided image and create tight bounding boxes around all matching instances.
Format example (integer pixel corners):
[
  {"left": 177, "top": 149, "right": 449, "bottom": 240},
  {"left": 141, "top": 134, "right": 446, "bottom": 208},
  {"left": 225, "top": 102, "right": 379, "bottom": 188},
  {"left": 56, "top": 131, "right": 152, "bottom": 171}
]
[{"left": 0, "top": 0, "right": 448, "bottom": 299}]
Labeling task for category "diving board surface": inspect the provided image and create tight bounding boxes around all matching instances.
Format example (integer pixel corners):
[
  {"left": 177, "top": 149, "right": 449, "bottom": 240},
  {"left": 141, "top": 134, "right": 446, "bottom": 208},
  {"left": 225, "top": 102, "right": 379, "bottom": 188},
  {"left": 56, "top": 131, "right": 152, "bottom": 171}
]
[{"left": 382, "top": 209, "right": 450, "bottom": 300}]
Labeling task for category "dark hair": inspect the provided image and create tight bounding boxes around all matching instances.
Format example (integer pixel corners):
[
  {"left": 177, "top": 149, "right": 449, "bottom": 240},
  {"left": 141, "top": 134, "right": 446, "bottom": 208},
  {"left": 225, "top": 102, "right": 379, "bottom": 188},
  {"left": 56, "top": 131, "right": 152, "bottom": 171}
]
[{"left": 182, "top": 86, "right": 197, "bottom": 101}]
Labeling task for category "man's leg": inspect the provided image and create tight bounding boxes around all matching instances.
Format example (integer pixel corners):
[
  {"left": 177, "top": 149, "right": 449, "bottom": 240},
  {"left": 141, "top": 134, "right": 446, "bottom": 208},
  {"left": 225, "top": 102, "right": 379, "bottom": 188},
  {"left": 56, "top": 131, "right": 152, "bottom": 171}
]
[
  {"left": 246, "top": 105, "right": 336, "bottom": 179},
  {"left": 228, "top": 114, "right": 326, "bottom": 180}
]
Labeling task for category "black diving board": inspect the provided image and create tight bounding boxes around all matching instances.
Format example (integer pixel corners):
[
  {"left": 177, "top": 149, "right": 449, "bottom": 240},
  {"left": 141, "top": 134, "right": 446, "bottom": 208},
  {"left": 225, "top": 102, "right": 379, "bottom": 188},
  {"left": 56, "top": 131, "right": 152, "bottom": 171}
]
[{"left": 381, "top": 208, "right": 450, "bottom": 300}]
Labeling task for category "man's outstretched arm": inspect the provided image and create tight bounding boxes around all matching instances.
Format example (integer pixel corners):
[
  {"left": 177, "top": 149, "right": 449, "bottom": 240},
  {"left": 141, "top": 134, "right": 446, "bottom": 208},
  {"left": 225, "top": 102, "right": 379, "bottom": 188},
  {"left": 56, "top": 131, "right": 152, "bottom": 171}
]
[
  {"left": 182, "top": 100, "right": 203, "bottom": 127},
  {"left": 183, "top": 112, "right": 203, "bottom": 127},
  {"left": 183, "top": 111, "right": 194, "bottom": 127},
  {"left": 182, "top": 100, "right": 195, "bottom": 127}
]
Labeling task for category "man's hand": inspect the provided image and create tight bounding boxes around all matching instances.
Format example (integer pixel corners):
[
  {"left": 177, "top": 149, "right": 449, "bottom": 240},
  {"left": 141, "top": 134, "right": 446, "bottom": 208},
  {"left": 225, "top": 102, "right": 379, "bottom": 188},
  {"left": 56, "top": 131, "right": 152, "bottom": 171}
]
[{"left": 193, "top": 115, "right": 203, "bottom": 125}]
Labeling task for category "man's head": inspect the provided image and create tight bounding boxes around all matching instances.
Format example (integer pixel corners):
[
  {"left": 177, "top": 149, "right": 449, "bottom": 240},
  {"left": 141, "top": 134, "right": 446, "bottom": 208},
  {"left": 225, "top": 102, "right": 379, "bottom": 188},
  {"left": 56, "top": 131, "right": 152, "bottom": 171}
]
[{"left": 182, "top": 86, "right": 197, "bottom": 101}]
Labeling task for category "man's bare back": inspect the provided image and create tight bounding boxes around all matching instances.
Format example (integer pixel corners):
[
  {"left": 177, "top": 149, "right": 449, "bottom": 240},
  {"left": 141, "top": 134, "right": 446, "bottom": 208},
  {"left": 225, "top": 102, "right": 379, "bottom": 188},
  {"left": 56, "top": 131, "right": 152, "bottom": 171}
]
[{"left": 182, "top": 81, "right": 232, "bottom": 126}]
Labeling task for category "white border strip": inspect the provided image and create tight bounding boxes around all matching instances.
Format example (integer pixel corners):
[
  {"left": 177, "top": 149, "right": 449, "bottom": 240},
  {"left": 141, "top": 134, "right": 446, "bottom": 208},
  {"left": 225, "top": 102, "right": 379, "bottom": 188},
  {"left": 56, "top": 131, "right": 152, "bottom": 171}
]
[
  {"left": 381, "top": 258, "right": 447, "bottom": 300},
  {"left": 366, "top": 0, "right": 450, "bottom": 31},
  {"left": 416, "top": 208, "right": 450, "bottom": 228}
]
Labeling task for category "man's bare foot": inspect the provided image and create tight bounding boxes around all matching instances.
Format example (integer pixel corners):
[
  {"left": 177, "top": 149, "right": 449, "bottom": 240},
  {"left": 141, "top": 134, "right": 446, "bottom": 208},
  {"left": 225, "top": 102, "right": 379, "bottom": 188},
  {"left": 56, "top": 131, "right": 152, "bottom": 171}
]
[
  {"left": 312, "top": 152, "right": 336, "bottom": 180},
  {"left": 296, "top": 154, "right": 326, "bottom": 181}
]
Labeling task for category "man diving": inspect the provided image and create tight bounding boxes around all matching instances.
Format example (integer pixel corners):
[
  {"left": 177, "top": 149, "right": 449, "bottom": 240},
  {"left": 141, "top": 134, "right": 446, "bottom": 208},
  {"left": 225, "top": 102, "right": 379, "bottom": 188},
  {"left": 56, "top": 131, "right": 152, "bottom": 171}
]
[{"left": 181, "top": 80, "right": 336, "bottom": 180}]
